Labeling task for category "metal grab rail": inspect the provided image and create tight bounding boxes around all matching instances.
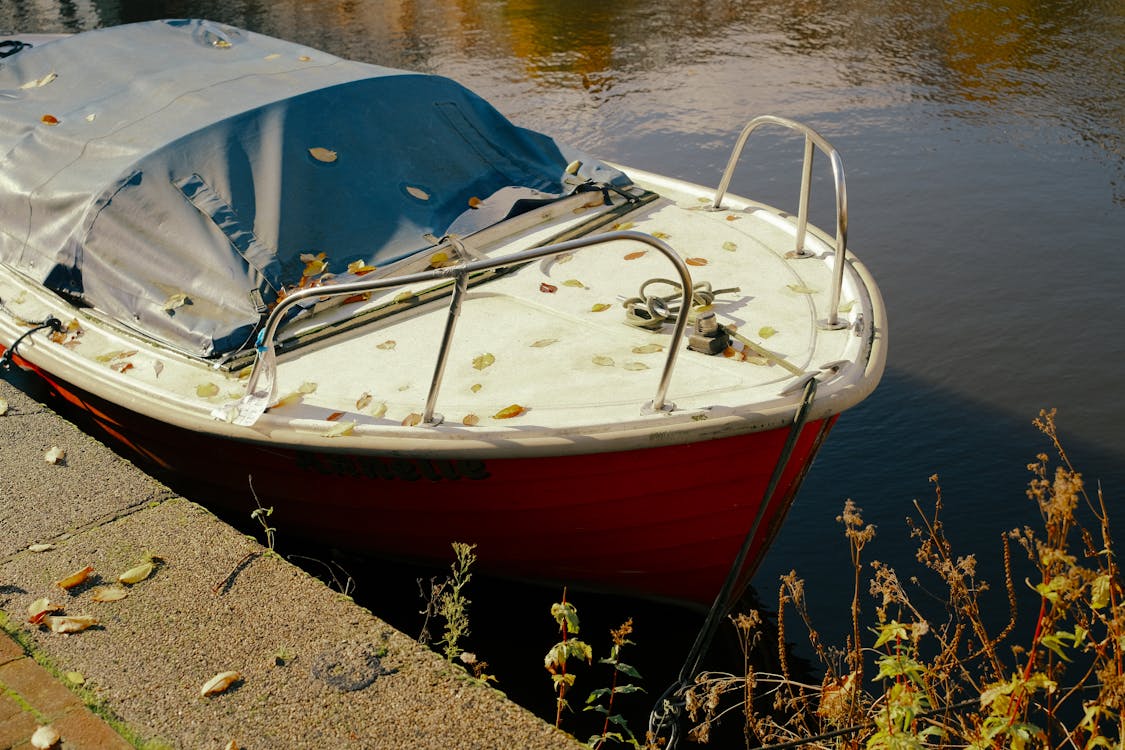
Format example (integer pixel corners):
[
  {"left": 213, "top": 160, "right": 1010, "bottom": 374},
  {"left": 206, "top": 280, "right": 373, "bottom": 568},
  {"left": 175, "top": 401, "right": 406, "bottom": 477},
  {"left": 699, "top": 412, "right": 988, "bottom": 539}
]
[
  {"left": 711, "top": 115, "right": 849, "bottom": 330},
  {"left": 219, "top": 230, "right": 694, "bottom": 427}
]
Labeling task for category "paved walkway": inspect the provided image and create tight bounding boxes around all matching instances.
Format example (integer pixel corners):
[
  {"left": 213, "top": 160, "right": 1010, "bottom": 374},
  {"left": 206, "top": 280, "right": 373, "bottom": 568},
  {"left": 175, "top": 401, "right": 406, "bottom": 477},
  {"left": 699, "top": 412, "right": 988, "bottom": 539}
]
[{"left": 0, "top": 374, "right": 581, "bottom": 749}]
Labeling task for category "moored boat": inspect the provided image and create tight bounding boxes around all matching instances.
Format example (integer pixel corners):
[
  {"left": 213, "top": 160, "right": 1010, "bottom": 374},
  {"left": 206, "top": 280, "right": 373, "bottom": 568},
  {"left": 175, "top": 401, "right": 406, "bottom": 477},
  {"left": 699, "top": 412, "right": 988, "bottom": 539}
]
[{"left": 0, "top": 20, "right": 886, "bottom": 606}]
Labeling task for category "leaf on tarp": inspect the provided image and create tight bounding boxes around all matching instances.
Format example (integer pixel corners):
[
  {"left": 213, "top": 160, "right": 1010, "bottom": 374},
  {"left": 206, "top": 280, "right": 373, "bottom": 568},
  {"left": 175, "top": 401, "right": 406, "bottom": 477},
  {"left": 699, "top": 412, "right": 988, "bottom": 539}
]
[
  {"left": 470, "top": 383, "right": 483, "bottom": 393},
  {"left": 402, "top": 413, "right": 422, "bottom": 427},
  {"left": 462, "top": 414, "right": 480, "bottom": 426},
  {"left": 530, "top": 339, "right": 558, "bottom": 348},
  {"left": 0, "top": 397, "right": 7, "bottom": 415},
  {"left": 468, "top": 196, "right": 482, "bottom": 208},
  {"left": 472, "top": 353, "right": 496, "bottom": 371},
  {"left": 300, "top": 252, "right": 328, "bottom": 277},
  {"left": 297, "top": 382, "right": 318, "bottom": 394},
  {"left": 405, "top": 185, "right": 430, "bottom": 201},
  {"left": 492, "top": 404, "right": 525, "bottom": 419},
  {"left": 196, "top": 383, "right": 220, "bottom": 398},
  {"left": 758, "top": 326, "right": 778, "bottom": 339},
  {"left": 356, "top": 392, "right": 373, "bottom": 410},
  {"left": 55, "top": 565, "right": 93, "bottom": 590},
  {"left": 539, "top": 282, "right": 558, "bottom": 293},
  {"left": 95, "top": 350, "right": 137, "bottom": 363},
  {"left": 429, "top": 251, "right": 455, "bottom": 268},
  {"left": 162, "top": 292, "right": 189, "bottom": 311},
  {"left": 376, "top": 340, "right": 397, "bottom": 350},
  {"left": 200, "top": 671, "right": 241, "bottom": 697},
  {"left": 787, "top": 283, "right": 818, "bottom": 295},
  {"left": 592, "top": 356, "right": 615, "bottom": 367},
  {"left": 838, "top": 299, "right": 856, "bottom": 313},
  {"left": 623, "top": 362, "right": 649, "bottom": 371},
  {"left": 722, "top": 241, "right": 738, "bottom": 252},
  {"left": 590, "top": 303, "right": 611, "bottom": 312},
  {"left": 613, "top": 221, "right": 635, "bottom": 231},
  {"left": 685, "top": 257, "right": 709, "bottom": 266},
  {"left": 308, "top": 147, "right": 338, "bottom": 163},
  {"left": 91, "top": 585, "right": 129, "bottom": 602},
  {"left": 623, "top": 250, "right": 646, "bottom": 260},
  {"left": 562, "top": 279, "right": 587, "bottom": 288},
  {"left": 369, "top": 401, "right": 388, "bottom": 418},
  {"left": 725, "top": 214, "right": 742, "bottom": 221},
  {"left": 651, "top": 231, "right": 670, "bottom": 239},
  {"left": 631, "top": 343, "right": 663, "bottom": 354},
  {"left": 20, "top": 72, "right": 58, "bottom": 89},
  {"left": 40, "top": 114, "right": 59, "bottom": 125}
]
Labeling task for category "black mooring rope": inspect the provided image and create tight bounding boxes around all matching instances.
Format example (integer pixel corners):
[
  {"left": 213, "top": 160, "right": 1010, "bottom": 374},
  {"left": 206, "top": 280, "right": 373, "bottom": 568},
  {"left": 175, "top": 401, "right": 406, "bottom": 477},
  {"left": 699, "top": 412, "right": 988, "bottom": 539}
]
[
  {"left": 648, "top": 376, "right": 819, "bottom": 748},
  {"left": 0, "top": 40, "right": 32, "bottom": 59},
  {"left": 0, "top": 316, "right": 63, "bottom": 372}
]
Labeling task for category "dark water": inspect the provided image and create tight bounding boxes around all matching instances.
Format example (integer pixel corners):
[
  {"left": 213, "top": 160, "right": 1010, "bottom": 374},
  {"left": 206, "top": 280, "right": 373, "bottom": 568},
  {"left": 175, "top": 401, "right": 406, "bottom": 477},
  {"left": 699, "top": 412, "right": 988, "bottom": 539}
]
[{"left": 4, "top": 0, "right": 1124, "bottom": 737}]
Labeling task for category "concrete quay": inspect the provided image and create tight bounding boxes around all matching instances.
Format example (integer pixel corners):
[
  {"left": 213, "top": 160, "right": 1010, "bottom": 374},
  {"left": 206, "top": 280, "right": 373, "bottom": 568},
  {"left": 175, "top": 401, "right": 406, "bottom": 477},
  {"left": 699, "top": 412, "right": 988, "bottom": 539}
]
[{"left": 0, "top": 375, "right": 582, "bottom": 750}]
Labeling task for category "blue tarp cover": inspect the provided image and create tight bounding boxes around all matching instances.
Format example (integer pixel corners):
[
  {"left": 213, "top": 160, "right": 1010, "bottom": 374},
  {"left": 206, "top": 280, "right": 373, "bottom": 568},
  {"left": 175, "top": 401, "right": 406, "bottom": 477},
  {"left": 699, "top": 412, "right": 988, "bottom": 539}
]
[{"left": 0, "top": 20, "right": 626, "bottom": 357}]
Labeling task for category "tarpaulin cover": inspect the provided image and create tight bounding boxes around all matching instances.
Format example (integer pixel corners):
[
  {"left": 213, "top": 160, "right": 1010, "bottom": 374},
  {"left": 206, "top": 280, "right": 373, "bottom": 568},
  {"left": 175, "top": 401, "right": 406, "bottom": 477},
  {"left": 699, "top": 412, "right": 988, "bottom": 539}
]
[{"left": 0, "top": 20, "right": 627, "bottom": 357}]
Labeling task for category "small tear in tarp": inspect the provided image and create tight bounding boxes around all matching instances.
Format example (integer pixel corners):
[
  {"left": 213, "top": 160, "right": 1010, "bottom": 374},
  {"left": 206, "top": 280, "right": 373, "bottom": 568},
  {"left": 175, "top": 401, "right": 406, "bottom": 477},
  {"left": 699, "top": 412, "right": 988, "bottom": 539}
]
[{"left": 0, "top": 19, "right": 630, "bottom": 358}]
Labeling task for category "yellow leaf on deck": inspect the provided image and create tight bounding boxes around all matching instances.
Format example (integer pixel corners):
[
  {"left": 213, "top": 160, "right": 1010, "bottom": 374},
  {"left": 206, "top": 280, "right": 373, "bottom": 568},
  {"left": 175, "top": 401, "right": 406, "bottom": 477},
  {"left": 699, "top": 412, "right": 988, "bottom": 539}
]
[
  {"left": 402, "top": 413, "right": 422, "bottom": 426},
  {"left": 632, "top": 343, "right": 663, "bottom": 354},
  {"left": 324, "top": 420, "right": 355, "bottom": 437},
  {"left": 376, "top": 340, "right": 397, "bottom": 350},
  {"left": 562, "top": 279, "right": 586, "bottom": 288},
  {"left": 758, "top": 326, "right": 778, "bottom": 339},
  {"left": 370, "top": 401, "right": 388, "bottom": 418},
  {"left": 722, "top": 241, "right": 738, "bottom": 252},
  {"left": 347, "top": 260, "right": 377, "bottom": 275},
  {"left": 492, "top": 404, "right": 525, "bottom": 419},
  {"left": 592, "top": 355, "right": 615, "bottom": 367},
  {"left": 297, "top": 382, "right": 318, "bottom": 394},
  {"left": 196, "top": 383, "right": 220, "bottom": 398},
  {"left": 591, "top": 303, "right": 611, "bottom": 312},
  {"left": 787, "top": 283, "right": 818, "bottom": 295},
  {"left": 530, "top": 339, "right": 558, "bottom": 348},
  {"left": 356, "top": 392, "right": 373, "bottom": 410},
  {"left": 472, "top": 353, "right": 495, "bottom": 371},
  {"left": 470, "top": 383, "right": 483, "bottom": 393},
  {"left": 162, "top": 292, "right": 189, "bottom": 311},
  {"left": 405, "top": 185, "right": 430, "bottom": 201},
  {"left": 613, "top": 221, "right": 635, "bottom": 230},
  {"left": 20, "top": 72, "right": 57, "bottom": 89},
  {"left": 468, "top": 196, "right": 482, "bottom": 208},
  {"left": 623, "top": 362, "right": 649, "bottom": 371},
  {"left": 685, "top": 257, "right": 709, "bottom": 266},
  {"left": 462, "top": 414, "right": 480, "bottom": 426}
]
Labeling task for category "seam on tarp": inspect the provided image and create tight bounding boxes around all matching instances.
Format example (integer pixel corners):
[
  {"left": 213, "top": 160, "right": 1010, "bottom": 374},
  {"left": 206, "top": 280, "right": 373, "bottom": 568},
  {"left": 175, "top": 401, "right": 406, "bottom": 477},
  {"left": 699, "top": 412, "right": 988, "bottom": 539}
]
[{"left": 174, "top": 173, "right": 282, "bottom": 297}]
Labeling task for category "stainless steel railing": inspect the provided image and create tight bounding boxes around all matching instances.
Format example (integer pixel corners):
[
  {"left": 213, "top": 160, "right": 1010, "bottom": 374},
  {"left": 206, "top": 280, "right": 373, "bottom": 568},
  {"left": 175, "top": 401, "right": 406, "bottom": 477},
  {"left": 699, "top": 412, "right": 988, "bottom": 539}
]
[
  {"left": 220, "top": 230, "right": 694, "bottom": 427},
  {"left": 711, "top": 115, "right": 849, "bottom": 330}
]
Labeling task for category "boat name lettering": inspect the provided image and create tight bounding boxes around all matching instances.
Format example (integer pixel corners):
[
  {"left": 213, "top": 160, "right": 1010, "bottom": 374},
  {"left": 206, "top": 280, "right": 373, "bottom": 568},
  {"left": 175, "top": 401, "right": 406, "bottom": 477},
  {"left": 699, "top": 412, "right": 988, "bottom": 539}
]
[{"left": 296, "top": 453, "right": 489, "bottom": 481}]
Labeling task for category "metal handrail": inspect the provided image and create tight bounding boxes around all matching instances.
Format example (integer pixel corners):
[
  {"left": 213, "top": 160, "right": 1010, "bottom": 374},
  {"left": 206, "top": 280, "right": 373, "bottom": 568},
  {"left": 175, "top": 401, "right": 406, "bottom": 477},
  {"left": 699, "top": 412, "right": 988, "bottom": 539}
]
[
  {"left": 712, "top": 115, "right": 849, "bottom": 330},
  {"left": 219, "top": 230, "right": 694, "bottom": 427}
]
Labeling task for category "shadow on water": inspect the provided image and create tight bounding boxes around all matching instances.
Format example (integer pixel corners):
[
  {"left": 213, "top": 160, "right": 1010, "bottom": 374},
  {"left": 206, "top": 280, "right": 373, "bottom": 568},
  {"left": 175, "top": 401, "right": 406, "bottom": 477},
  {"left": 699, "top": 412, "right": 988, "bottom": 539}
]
[{"left": 6, "top": 361, "right": 1122, "bottom": 740}]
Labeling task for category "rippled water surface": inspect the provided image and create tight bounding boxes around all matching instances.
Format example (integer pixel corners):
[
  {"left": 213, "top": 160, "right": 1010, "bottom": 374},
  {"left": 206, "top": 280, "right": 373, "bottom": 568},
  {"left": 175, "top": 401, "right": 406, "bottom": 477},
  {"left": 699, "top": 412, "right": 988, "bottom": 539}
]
[{"left": 4, "top": 0, "right": 1124, "bottom": 726}]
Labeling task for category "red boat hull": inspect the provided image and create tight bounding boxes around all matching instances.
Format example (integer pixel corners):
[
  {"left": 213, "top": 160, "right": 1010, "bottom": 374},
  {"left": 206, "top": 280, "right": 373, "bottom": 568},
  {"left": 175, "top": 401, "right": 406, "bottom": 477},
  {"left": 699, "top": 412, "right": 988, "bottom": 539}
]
[{"left": 9, "top": 352, "right": 834, "bottom": 606}]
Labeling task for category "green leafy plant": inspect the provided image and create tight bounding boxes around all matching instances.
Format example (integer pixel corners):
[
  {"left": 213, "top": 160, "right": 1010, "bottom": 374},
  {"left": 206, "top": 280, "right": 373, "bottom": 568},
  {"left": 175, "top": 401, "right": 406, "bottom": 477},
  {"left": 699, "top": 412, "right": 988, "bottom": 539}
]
[
  {"left": 436, "top": 542, "right": 476, "bottom": 663},
  {"left": 585, "top": 619, "right": 645, "bottom": 748},
  {"left": 546, "top": 590, "right": 593, "bottom": 728}
]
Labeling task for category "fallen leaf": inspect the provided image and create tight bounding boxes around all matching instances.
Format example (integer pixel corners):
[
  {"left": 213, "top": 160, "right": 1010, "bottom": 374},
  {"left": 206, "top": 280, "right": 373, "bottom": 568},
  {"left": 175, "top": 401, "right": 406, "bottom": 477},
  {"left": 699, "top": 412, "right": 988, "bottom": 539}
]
[
  {"left": 632, "top": 343, "right": 663, "bottom": 354},
  {"left": 376, "top": 340, "right": 396, "bottom": 350},
  {"left": 651, "top": 231, "right": 670, "bottom": 239},
  {"left": 308, "top": 147, "right": 338, "bottom": 163},
  {"left": 297, "top": 382, "right": 318, "bottom": 394},
  {"left": 623, "top": 250, "right": 647, "bottom": 260},
  {"left": 326, "top": 411, "right": 345, "bottom": 421},
  {"left": 356, "top": 392, "right": 372, "bottom": 410},
  {"left": 347, "top": 260, "right": 377, "bottom": 275},
  {"left": 28, "top": 543, "right": 54, "bottom": 553},
  {"left": 470, "top": 383, "right": 483, "bottom": 393},
  {"left": 110, "top": 361, "right": 133, "bottom": 374},
  {"left": 726, "top": 214, "right": 742, "bottom": 221},
  {"left": 562, "top": 279, "right": 586, "bottom": 288},
  {"left": 95, "top": 350, "right": 137, "bottom": 363},
  {"left": 370, "top": 401, "right": 388, "bottom": 418},
  {"left": 838, "top": 300, "right": 856, "bottom": 313},
  {"left": 200, "top": 671, "right": 241, "bottom": 697},
  {"left": 154, "top": 361, "right": 164, "bottom": 377},
  {"left": 91, "top": 585, "right": 129, "bottom": 602},
  {"left": 429, "top": 251, "right": 453, "bottom": 268},
  {"left": 196, "top": 383, "right": 220, "bottom": 398},
  {"left": 472, "top": 353, "right": 495, "bottom": 371},
  {"left": 225, "top": 742, "right": 239, "bottom": 750},
  {"left": 30, "top": 724, "right": 60, "bottom": 749},
  {"left": 324, "top": 420, "right": 355, "bottom": 437},
  {"left": 590, "top": 303, "right": 611, "bottom": 312},
  {"left": 45, "top": 615, "right": 98, "bottom": 634},
  {"left": 20, "top": 72, "right": 57, "bottom": 89},
  {"left": 759, "top": 326, "right": 778, "bottom": 339},
  {"left": 722, "top": 241, "right": 738, "bottom": 252},
  {"left": 539, "top": 282, "right": 558, "bottom": 293},
  {"left": 302, "top": 257, "right": 327, "bottom": 277},
  {"left": 401, "top": 413, "right": 422, "bottom": 427},
  {"left": 462, "top": 414, "right": 480, "bottom": 426},
  {"left": 56, "top": 565, "right": 93, "bottom": 590},
  {"left": 118, "top": 560, "right": 155, "bottom": 585},
  {"left": 592, "top": 355, "right": 615, "bottom": 367},
  {"left": 685, "top": 257, "right": 709, "bottom": 266},
  {"left": 787, "top": 283, "right": 818, "bottom": 295},
  {"left": 270, "top": 392, "right": 302, "bottom": 409},
  {"left": 44, "top": 446, "right": 66, "bottom": 465},
  {"left": 623, "top": 361, "right": 650, "bottom": 371},
  {"left": 613, "top": 221, "right": 636, "bottom": 230},
  {"left": 64, "top": 672, "right": 85, "bottom": 685},
  {"left": 492, "top": 404, "right": 525, "bottom": 419},
  {"left": 468, "top": 196, "right": 482, "bottom": 208},
  {"left": 0, "top": 397, "right": 7, "bottom": 415},
  {"left": 530, "top": 339, "right": 558, "bottom": 348},
  {"left": 405, "top": 185, "right": 430, "bottom": 201},
  {"left": 162, "top": 292, "right": 189, "bottom": 311},
  {"left": 27, "top": 598, "right": 62, "bottom": 623},
  {"left": 40, "top": 114, "right": 59, "bottom": 125},
  {"left": 393, "top": 291, "right": 415, "bottom": 304}
]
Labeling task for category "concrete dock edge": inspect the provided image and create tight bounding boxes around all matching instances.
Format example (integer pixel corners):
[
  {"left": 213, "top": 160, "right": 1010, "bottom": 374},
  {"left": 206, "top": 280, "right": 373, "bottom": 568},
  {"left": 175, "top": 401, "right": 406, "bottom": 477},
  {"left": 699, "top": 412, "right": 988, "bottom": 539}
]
[{"left": 0, "top": 376, "right": 582, "bottom": 749}]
